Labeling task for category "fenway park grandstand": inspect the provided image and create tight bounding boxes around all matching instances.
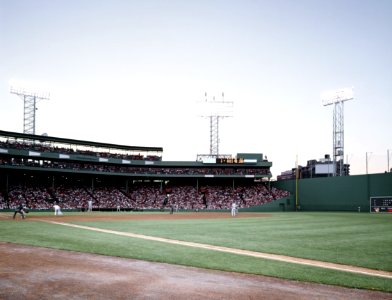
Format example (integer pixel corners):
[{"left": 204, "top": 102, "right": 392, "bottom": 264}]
[{"left": 0, "top": 130, "right": 289, "bottom": 212}]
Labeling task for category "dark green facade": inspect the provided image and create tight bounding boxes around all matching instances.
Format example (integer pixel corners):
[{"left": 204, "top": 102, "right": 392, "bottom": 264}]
[{"left": 272, "top": 173, "right": 392, "bottom": 212}]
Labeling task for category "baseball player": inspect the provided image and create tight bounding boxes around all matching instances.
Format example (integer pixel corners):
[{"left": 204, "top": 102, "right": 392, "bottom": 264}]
[
  {"left": 87, "top": 199, "right": 93, "bottom": 212},
  {"left": 13, "top": 203, "right": 26, "bottom": 219},
  {"left": 231, "top": 202, "right": 238, "bottom": 217},
  {"left": 53, "top": 203, "right": 63, "bottom": 216}
]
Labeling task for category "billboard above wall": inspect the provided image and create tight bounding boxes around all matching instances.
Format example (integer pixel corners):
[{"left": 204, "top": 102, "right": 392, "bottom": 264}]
[{"left": 315, "top": 163, "right": 335, "bottom": 174}]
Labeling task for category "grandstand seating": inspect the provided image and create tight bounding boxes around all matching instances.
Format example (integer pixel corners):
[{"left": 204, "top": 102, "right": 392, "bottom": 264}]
[
  {"left": 0, "top": 131, "right": 288, "bottom": 211},
  {"left": 3, "top": 182, "right": 289, "bottom": 211},
  {"left": 0, "top": 140, "right": 161, "bottom": 161},
  {"left": 0, "top": 158, "right": 270, "bottom": 176}
]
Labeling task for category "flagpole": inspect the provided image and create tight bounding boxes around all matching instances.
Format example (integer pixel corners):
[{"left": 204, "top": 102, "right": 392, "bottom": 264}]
[{"left": 295, "top": 155, "right": 299, "bottom": 211}]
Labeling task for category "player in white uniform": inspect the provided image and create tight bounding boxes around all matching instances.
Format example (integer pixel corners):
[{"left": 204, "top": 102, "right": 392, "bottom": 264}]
[
  {"left": 53, "top": 204, "right": 63, "bottom": 216},
  {"left": 231, "top": 202, "right": 238, "bottom": 217},
  {"left": 87, "top": 200, "right": 93, "bottom": 212}
]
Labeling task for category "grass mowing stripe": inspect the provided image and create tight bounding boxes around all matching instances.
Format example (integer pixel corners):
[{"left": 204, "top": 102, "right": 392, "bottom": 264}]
[
  {"left": 40, "top": 219, "right": 392, "bottom": 279},
  {"left": 74, "top": 212, "right": 392, "bottom": 271}
]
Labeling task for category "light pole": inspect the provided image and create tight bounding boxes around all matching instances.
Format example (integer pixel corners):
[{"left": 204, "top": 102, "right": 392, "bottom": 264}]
[
  {"left": 366, "top": 152, "right": 372, "bottom": 174},
  {"left": 10, "top": 86, "right": 50, "bottom": 135},
  {"left": 321, "top": 87, "right": 354, "bottom": 176},
  {"left": 197, "top": 92, "right": 233, "bottom": 160},
  {"left": 388, "top": 149, "right": 392, "bottom": 172},
  {"left": 295, "top": 155, "right": 299, "bottom": 211}
]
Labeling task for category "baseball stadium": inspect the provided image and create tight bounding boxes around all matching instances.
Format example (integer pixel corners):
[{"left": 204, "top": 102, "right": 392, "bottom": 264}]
[{"left": 0, "top": 129, "right": 391, "bottom": 299}]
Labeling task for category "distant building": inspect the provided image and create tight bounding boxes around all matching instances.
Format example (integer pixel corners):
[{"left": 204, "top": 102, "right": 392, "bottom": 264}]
[{"left": 277, "top": 154, "right": 350, "bottom": 181}]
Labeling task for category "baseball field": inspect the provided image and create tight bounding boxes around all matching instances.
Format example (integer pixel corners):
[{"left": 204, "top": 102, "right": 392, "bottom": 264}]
[{"left": 1, "top": 211, "right": 391, "bottom": 299}]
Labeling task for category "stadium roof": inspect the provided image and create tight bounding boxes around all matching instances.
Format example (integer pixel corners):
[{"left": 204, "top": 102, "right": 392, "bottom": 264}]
[{"left": 0, "top": 130, "right": 163, "bottom": 153}]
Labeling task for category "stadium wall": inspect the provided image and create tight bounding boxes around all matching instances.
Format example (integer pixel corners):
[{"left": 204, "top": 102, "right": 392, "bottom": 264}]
[
  {"left": 271, "top": 172, "right": 392, "bottom": 212},
  {"left": 241, "top": 196, "right": 294, "bottom": 212}
]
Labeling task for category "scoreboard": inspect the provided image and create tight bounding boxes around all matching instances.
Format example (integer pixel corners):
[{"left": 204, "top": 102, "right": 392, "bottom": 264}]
[{"left": 370, "top": 196, "right": 392, "bottom": 213}]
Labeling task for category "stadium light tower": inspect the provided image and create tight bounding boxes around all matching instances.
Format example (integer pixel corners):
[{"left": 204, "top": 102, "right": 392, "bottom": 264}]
[
  {"left": 321, "top": 87, "right": 354, "bottom": 176},
  {"left": 10, "top": 86, "right": 50, "bottom": 135},
  {"left": 199, "top": 92, "right": 233, "bottom": 157},
  {"left": 366, "top": 151, "right": 372, "bottom": 174}
]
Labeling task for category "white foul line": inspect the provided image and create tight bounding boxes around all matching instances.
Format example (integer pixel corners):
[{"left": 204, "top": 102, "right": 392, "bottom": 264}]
[{"left": 36, "top": 219, "right": 392, "bottom": 280}]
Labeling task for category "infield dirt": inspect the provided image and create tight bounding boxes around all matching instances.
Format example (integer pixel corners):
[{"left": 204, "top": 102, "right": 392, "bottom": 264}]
[{"left": 26, "top": 211, "right": 271, "bottom": 222}]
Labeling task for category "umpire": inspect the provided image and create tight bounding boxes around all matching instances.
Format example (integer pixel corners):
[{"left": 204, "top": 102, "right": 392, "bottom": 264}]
[{"left": 13, "top": 203, "right": 27, "bottom": 219}]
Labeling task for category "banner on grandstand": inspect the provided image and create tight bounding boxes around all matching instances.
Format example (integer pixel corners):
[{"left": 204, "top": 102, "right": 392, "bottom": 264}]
[
  {"left": 243, "top": 159, "right": 257, "bottom": 164},
  {"left": 201, "top": 157, "right": 217, "bottom": 164},
  {"left": 29, "top": 151, "right": 41, "bottom": 156}
]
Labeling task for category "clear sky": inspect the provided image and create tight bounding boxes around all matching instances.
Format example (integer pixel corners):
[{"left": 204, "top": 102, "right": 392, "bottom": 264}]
[{"left": 1, "top": 0, "right": 391, "bottom": 178}]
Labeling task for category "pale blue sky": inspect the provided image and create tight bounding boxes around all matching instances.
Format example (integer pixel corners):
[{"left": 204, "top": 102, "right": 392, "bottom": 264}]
[{"left": 1, "top": 0, "right": 391, "bottom": 178}]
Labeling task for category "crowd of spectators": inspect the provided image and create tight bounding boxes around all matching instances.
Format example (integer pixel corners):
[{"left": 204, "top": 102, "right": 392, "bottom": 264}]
[
  {"left": 54, "top": 186, "right": 94, "bottom": 210},
  {"left": 0, "top": 140, "right": 161, "bottom": 161},
  {"left": 0, "top": 138, "right": 286, "bottom": 212},
  {"left": 7, "top": 185, "right": 52, "bottom": 210},
  {"left": 0, "top": 191, "right": 4, "bottom": 209},
  {"left": 169, "top": 185, "right": 290, "bottom": 210},
  {"left": 92, "top": 187, "right": 133, "bottom": 209},
  {"left": 0, "top": 158, "right": 271, "bottom": 176},
  {"left": 2, "top": 183, "right": 290, "bottom": 211}
]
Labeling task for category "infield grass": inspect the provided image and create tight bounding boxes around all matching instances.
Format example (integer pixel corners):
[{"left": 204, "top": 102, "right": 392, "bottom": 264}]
[{"left": 1, "top": 211, "right": 391, "bottom": 292}]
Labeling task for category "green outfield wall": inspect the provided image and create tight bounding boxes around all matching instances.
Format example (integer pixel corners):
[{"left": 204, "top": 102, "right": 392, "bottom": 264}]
[
  {"left": 240, "top": 196, "right": 294, "bottom": 212},
  {"left": 271, "top": 172, "right": 392, "bottom": 212}
]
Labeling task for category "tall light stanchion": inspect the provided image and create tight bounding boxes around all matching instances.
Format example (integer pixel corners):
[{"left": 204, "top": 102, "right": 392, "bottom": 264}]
[
  {"left": 388, "top": 149, "right": 391, "bottom": 172},
  {"left": 10, "top": 86, "right": 50, "bottom": 135},
  {"left": 366, "top": 152, "right": 368, "bottom": 174},
  {"left": 295, "top": 155, "right": 299, "bottom": 211},
  {"left": 366, "top": 152, "right": 372, "bottom": 174},
  {"left": 321, "top": 87, "right": 354, "bottom": 176},
  {"left": 197, "top": 92, "right": 233, "bottom": 161}
]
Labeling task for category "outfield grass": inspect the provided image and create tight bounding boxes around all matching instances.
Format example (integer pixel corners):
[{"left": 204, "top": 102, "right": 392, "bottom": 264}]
[{"left": 1, "top": 211, "right": 391, "bottom": 292}]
